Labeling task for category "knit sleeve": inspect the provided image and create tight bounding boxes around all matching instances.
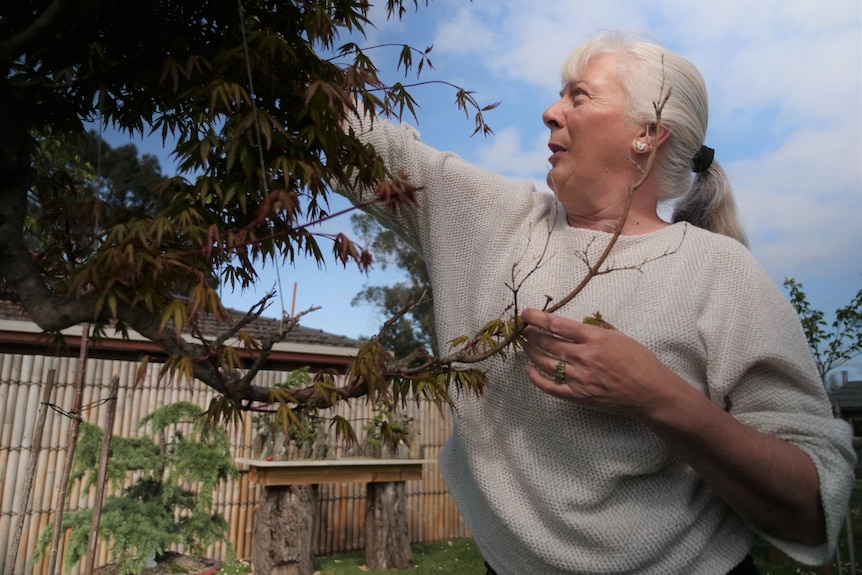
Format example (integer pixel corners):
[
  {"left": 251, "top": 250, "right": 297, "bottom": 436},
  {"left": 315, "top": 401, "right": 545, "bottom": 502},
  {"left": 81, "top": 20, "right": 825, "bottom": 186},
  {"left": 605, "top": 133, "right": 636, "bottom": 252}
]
[
  {"left": 339, "top": 116, "right": 425, "bottom": 226},
  {"left": 698, "top": 243, "right": 856, "bottom": 564},
  {"left": 336, "top": 116, "right": 542, "bottom": 263}
]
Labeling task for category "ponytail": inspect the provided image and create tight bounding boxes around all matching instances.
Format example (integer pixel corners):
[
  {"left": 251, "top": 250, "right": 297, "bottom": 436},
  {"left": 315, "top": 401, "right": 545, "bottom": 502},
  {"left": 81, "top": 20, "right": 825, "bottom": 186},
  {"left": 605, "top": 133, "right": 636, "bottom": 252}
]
[{"left": 671, "top": 161, "right": 749, "bottom": 248}]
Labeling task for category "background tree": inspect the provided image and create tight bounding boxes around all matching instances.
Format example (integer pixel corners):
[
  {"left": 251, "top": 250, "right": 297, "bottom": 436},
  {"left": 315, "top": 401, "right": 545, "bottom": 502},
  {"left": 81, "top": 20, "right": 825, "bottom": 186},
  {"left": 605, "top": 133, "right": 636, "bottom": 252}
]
[
  {"left": 784, "top": 277, "right": 862, "bottom": 386},
  {"left": 20, "top": 129, "right": 168, "bottom": 256},
  {"left": 76, "top": 130, "right": 170, "bottom": 217},
  {"left": 351, "top": 212, "right": 436, "bottom": 356}
]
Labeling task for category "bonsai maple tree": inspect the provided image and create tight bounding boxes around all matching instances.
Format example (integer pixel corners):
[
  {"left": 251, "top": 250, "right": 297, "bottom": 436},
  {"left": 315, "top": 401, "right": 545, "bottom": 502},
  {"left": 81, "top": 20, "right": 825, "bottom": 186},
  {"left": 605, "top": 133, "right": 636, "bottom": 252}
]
[{"left": 1, "top": 0, "right": 499, "bottom": 437}]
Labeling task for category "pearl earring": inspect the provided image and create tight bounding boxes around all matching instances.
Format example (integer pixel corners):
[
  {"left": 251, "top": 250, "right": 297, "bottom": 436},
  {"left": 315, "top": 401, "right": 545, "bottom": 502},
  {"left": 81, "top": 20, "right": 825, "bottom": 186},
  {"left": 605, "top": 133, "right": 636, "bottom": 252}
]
[{"left": 636, "top": 141, "right": 647, "bottom": 152}]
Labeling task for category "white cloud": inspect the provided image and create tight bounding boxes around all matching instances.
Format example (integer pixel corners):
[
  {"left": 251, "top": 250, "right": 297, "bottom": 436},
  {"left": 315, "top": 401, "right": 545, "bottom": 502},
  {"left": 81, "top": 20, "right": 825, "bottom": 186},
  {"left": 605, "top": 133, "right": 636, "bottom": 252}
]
[
  {"left": 431, "top": 6, "right": 499, "bottom": 55},
  {"left": 730, "top": 120, "right": 862, "bottom": 275},
  {"left": 428, "top": 0, "right": 861, "bottom": 123},
  {"left": 692, "top": 21, "right": 861, "bottom": 134},
  {"left": 474, "top": 127, "right": 550, "bottom": 180},
  {"left": 431, "top": 1, "right": 653, "bottom": 90}
]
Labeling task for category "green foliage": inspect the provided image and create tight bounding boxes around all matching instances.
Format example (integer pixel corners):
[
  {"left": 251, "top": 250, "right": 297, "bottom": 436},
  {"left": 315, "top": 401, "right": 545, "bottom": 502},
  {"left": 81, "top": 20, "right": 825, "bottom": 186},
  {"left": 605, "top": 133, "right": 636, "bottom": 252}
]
[
  {"left": 96, "top": 498, "right": 177, "bottom": 575},
  {"left": 361, "top": 402, "right": 413, "bottom": 456},
  {"left": 253, "top": 367, "right": 325, "bottom": 456},
  {"left": 70, "top": 423, "right": 162, "bottom": 494},
  {"left": 32, "top": 508, "right": 91, "bottom": 574},
  {"left": 784, "top": 278, "right": 862, "bottom": 383},
  {"left": 33, "top": 402, "right": 237, "bottom": 575}
]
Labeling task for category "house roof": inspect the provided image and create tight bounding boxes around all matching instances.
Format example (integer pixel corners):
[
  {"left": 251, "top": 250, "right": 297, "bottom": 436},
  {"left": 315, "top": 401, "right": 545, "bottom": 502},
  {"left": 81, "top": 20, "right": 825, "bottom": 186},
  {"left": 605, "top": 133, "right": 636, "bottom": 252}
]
[
  {"left": 829, "top": 381, "right": 862, "bottom": 416},
  {"left": 0, "top": 299, "right": 363, "bottom": 370},
  {"left": 0, "top": 299, "right": 361, "bottom": 347}
]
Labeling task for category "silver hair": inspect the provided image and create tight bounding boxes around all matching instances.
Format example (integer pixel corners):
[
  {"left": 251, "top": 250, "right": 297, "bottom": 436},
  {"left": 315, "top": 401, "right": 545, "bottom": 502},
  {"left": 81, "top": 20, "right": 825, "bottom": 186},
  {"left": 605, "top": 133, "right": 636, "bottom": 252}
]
[{"left": 561, "top": 31, "right": 748, "bottom": 246}]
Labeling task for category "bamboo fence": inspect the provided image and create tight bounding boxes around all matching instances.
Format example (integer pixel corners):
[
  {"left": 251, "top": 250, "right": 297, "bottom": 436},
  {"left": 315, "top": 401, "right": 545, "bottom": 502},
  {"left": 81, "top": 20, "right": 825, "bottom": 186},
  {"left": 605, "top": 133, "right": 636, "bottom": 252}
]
[{"left": 0, "top": 352, "right": 470, "bottom": 575}]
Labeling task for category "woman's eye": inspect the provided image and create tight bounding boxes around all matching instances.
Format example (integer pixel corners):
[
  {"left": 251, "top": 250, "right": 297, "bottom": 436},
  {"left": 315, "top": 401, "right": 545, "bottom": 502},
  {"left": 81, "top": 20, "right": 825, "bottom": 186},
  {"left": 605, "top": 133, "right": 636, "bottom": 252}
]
[{"left": 558, "top": 85, "right": 586, "bottom": 103}]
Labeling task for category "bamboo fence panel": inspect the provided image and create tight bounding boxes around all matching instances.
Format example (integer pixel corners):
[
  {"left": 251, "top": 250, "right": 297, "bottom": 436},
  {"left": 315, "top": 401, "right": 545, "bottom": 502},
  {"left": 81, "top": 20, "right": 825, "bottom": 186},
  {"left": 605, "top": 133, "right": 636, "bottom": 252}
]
[
  {"left": 0, "top": 351, "right": 468, "bottom": 575},
  {"left": 5, "top": 367, "right": 53, "bottom": 575}
]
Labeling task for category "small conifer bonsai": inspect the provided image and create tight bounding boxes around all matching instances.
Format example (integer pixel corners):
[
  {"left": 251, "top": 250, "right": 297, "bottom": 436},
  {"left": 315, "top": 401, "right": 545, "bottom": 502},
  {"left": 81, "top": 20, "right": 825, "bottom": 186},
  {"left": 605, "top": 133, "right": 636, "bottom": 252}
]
[{"left": 35, "top": 401, "right": 237, "bottom": 575}]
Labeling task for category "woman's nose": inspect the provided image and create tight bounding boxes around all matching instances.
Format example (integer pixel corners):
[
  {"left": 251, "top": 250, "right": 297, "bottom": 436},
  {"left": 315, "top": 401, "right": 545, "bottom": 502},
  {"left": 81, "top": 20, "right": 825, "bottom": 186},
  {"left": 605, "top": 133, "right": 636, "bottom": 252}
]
[{"left": 543, "top": 101, "right": 562, "bottom": 129}]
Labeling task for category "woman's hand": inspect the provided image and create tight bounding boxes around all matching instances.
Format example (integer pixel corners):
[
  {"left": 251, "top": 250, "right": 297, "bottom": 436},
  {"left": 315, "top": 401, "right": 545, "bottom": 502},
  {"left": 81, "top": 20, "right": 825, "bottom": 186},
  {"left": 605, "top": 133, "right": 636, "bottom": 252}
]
[{"left": 521, "top": 307, "right": 679, "bottom": 421}]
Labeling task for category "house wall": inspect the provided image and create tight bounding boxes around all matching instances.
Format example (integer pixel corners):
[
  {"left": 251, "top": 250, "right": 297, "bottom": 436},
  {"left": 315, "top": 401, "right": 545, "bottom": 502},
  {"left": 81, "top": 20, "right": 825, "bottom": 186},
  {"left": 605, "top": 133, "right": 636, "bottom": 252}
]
[{"left": 0, "top": 351, "right": 469, "bottom": 575}]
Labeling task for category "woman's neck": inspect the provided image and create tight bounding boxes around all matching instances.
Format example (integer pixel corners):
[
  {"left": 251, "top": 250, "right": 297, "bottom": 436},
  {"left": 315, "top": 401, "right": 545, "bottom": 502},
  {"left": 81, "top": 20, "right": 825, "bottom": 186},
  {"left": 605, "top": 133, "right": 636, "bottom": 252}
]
[
  {"left": 564, "top": 211, "right": 669, "bottom": 234},
  {"left": 559, "top": 178, "right": 667, "bottom": 235}
]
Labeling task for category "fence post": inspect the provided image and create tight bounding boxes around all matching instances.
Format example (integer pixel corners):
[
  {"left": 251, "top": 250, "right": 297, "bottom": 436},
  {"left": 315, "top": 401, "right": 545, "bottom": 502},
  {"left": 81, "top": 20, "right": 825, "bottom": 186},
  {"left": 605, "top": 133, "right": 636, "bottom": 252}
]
[{"left": 83, "top": 375, "right": 120, "bottom": 574}]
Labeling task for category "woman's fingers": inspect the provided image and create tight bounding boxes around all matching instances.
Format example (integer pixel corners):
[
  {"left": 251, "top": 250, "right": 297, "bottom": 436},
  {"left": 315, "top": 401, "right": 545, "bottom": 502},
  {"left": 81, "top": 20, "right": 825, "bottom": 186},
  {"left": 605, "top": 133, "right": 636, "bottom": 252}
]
[
  {"left": 525, "top": 362, "right": 578, "bottom": 400},
  {"left": 522, "top": 307, "right": 592, "bottom": 343}
]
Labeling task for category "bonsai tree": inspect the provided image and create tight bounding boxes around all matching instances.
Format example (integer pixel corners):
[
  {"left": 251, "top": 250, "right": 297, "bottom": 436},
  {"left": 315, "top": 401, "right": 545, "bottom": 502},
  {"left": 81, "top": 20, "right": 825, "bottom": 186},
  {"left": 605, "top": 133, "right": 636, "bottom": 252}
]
[
  {"left": 35, "top": 402, "right": 238, "bottom": 575},
  {"left": 362, "top": 401, "right": 414, "bottom": 458},
  {"left": 252, "top": 367, "right": 329, "bottom": 460}
]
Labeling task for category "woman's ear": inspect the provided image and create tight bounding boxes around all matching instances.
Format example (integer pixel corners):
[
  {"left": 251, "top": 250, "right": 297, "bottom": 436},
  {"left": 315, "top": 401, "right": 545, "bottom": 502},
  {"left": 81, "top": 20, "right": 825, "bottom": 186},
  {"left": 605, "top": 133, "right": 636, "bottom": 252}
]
[
  {"left": 633, "top": 124, "right": 672, "bottom": 155},
  {"left": 643, "top": 123, "right": 671, "bottom": 148}
]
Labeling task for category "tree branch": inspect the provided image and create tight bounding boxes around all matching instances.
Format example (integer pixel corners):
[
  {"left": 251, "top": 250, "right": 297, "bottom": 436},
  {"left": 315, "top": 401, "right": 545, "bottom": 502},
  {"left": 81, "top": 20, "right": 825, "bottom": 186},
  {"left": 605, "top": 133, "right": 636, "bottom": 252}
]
[{"left": 0, "top": 0, "right": 68, "bottom": 60}]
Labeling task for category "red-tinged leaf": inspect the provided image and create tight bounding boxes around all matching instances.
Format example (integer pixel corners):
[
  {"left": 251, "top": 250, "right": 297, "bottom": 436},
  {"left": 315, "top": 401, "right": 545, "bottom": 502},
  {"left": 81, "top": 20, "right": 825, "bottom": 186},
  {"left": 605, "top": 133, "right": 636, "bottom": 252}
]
[
  {"left": 374, "top": 179, "right": 420, "bottom": 214},
  {"left": 134, "top": 355, "right": 150, "bottom": 389},
  {"left": 330, "top": 415, "right": 358, "bottom": 448},
  {"left": 332, "top": 233, "right": 361, "bottom": 267},
  {"left": 357, "top": 249, "right": 373, "bottom": 272}
]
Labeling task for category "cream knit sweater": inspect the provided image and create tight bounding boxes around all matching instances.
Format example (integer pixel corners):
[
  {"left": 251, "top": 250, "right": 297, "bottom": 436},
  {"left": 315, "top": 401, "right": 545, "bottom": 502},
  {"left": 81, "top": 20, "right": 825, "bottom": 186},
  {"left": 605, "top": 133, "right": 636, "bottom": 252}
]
[{"left": 339, "top": 118, "right": 855, "bottom": 574}]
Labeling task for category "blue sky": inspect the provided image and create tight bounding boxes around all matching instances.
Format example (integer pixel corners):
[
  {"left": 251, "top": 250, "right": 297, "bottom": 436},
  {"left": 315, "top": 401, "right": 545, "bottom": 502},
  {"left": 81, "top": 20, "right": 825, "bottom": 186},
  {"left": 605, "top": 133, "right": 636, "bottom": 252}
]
[{"left": 104, "top": 0, "right": 862, "bottom": 380}]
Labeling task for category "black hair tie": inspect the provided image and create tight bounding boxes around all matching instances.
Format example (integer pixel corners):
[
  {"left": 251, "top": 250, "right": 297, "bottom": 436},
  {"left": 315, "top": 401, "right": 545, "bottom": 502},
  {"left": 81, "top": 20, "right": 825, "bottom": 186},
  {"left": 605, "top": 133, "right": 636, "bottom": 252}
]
[{"left": 692, "top": 145, "right": 714, "bottom": 174}]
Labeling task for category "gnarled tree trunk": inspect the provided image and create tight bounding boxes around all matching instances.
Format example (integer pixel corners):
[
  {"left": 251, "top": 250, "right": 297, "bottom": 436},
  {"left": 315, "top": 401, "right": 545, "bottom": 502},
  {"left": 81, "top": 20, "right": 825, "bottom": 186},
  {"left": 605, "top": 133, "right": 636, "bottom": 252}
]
[
  {"left": 252, "top": 485, "right": 318, "bottom": 575},
  {"left": 365, "top": 482, "right": 412, "bottom": 569}
]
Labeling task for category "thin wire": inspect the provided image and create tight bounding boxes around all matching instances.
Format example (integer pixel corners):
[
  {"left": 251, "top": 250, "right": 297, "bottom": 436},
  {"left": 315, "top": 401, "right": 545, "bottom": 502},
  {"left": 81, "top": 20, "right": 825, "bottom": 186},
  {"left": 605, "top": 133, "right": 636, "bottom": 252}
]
[
  {"left": 236, "top": 0, "right": 288, "bottom": 326},
  {"left": 45, "top": 396, "right": 116, "bottom": 421}
]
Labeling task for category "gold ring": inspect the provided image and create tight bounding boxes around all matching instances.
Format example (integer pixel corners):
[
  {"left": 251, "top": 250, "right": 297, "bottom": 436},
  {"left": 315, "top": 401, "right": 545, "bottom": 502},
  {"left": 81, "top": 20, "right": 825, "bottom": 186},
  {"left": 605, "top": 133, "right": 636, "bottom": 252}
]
[{"left": 553, "top": 360, "right": 566, "bottom": 383}]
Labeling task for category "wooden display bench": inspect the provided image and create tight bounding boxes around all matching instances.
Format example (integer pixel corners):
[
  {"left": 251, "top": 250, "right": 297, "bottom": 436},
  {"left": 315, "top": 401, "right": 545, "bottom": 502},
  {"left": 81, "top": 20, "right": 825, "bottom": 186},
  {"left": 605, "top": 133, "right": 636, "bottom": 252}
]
[
  {"left": 237, "top": 457, "right": 435, "bottom": 575},
  {"left": 236, "top": 457, "right": 434, "bottom": 486}
]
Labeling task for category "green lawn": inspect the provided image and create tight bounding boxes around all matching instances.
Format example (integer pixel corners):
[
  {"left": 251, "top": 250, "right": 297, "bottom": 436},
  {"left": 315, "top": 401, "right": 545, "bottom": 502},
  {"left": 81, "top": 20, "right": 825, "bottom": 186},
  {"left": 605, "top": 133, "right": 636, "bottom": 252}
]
[
  {"left": 315, "top": 539, "right": 486, "bottom": 574},
  {"left": 219, "top": 482, "right": 862, "bottom": 574},
  {"left": 215, "top": 539, "right": 485, "bottom": 575},
  {"left": 218, "top": 535, "right": 858, "bottom": 575}
]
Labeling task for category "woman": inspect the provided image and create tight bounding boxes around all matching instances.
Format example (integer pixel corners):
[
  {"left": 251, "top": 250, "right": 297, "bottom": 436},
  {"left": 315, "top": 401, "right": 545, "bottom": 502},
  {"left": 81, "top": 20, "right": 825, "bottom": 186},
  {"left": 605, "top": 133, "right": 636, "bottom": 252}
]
[{"left": 338, "top": 31, "right": 855, "bottom": 574}]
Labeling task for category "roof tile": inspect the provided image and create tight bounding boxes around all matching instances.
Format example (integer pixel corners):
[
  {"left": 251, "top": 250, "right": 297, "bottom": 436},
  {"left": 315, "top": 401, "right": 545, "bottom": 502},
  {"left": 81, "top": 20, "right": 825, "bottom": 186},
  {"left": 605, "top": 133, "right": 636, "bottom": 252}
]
[{"left": 0, "top": 299, "right": 362, "bottom": 348}]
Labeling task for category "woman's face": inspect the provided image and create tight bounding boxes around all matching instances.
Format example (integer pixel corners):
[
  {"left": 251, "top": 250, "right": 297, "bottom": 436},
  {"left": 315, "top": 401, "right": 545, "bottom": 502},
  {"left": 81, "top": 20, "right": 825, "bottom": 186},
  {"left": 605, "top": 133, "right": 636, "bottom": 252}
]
[{"left": 542, "top": 52, "right": 643, "bottom": 199}]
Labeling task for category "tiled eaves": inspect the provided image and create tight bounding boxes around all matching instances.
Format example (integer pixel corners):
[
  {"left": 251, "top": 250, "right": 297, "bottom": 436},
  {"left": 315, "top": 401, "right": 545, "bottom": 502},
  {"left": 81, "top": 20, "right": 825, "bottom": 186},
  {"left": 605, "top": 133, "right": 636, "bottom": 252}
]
[
  {"left": 0, "top": 299, "right": 362, "bottom": 348},
  {"left": 0, "top": 299, "right": 364, "bottom": 371}
]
